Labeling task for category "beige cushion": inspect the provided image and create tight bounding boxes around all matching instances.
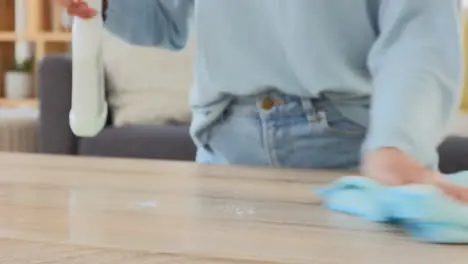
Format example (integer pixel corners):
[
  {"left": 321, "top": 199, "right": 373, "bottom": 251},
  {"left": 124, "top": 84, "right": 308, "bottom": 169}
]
[{"left": 102, "top": 29, "right": 194, "bottom": 126}]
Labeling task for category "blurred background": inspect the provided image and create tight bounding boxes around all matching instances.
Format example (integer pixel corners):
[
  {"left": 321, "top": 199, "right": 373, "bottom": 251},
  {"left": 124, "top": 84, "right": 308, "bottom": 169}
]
[{"left": 0, "top": 0, "right": 466, "bottom": 157}]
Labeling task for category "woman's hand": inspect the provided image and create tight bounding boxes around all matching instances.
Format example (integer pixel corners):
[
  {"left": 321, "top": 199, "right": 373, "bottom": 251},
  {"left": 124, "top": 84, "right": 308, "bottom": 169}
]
[
  {"left": 53, "top": 0, "right": 97, "bottom": 18},
  {"left": 362, "top": 147, "right": 468, "bottom": 202}
]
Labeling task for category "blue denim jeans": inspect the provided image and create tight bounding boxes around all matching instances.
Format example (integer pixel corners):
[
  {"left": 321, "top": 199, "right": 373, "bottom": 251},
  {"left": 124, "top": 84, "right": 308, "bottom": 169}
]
[{"left": 196, "top": 91, "right": 367, "bottom": 169}]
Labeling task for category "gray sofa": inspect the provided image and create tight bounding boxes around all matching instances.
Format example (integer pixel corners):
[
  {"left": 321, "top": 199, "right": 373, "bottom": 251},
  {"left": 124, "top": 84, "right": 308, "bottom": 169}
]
[
  {"left": 38, "top": 54, "right": 196, "bottom": 161},
  {"left": 37, "top": 54, "right": 468, "bottom": 173}
]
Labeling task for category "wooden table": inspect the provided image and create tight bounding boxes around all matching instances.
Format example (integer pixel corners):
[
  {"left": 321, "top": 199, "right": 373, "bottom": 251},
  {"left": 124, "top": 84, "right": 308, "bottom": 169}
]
[{"left": 0, "top": 153, "right": 466, "bottom": 264}]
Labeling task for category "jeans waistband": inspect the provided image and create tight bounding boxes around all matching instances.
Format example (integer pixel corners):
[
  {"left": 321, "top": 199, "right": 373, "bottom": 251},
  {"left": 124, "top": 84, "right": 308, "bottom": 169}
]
[
  {"left": 230, "top": 91, "right": 370, "bottom": 127},
  {"left": 230, "top": 91, "right": 316, "bottom": 117}
]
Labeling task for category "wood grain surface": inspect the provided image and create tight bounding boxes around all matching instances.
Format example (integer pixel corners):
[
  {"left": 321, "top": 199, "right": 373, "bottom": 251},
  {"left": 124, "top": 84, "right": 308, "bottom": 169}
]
[{"left": 0, "top": 152, "right": 466, "bottom": 264}]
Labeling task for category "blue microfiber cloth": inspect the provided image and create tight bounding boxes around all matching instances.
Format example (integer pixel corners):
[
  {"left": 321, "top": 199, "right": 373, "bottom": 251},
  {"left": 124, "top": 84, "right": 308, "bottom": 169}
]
[{"left": 315, "top": 171, "right": 468, "bottom": 244}]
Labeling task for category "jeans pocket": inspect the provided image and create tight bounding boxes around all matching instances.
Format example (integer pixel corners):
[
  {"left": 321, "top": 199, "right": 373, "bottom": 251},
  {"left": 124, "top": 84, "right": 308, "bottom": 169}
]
[{"left": 317, "top": 104, "right": 366, "bottom": 137}]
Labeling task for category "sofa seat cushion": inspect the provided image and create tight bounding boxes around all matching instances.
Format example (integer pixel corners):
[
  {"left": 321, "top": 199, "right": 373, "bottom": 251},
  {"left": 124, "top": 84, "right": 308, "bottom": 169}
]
[{"left": 78, "top": 124, "right": 196, "bottom": 160}]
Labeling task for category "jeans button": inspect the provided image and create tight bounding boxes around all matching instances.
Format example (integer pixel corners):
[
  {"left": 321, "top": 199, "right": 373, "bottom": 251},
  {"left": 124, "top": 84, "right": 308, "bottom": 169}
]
[{"left": 261, "top": 97, "right": 275, "bottom": 110}]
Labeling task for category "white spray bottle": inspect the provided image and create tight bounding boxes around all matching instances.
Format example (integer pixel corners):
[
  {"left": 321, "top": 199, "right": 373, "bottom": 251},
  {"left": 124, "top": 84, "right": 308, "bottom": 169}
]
[{"left": 69, "top": 0, "right": 108, "bottom": 137}]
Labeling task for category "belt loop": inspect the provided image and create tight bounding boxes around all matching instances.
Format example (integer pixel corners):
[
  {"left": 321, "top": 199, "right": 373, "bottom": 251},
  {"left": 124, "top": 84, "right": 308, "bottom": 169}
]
[{"left": 301, "top": 98, "right": 318, "bottom": 123}]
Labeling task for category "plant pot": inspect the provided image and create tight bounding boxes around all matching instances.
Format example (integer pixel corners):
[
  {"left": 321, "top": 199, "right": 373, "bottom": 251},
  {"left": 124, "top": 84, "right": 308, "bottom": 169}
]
[{"left": 4, "top": 71, "right": 33, "bottom": 99}]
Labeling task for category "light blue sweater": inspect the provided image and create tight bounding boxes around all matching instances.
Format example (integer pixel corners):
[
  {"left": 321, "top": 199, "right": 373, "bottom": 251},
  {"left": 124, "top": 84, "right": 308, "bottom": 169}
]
[{"left": 105, "top": 0, "right": 463, "bottom": 167}]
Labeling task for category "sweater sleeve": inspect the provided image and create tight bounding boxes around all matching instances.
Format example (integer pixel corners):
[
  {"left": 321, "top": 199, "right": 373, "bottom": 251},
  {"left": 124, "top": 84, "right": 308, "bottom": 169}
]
[
  {"left": 104, "top": 0, "right": 194, "bottom": 50},
  {"left": 363, "top": 0, "right": 463, "bottom": 168}
]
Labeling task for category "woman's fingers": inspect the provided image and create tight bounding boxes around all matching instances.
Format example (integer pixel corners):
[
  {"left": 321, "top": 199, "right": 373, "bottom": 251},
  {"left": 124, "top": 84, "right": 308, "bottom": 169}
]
[
  {"left": 433, "top": 176, "right": 468, "bottom": 202},
  {"left": 53, "top": 0, "right": 97, "bottom": 18},
  {"left": 67, "top": 1, "right": 97, "bottom": 18},
  {"left": 362, "top": 149, "right": 468, "bottom": 203}
]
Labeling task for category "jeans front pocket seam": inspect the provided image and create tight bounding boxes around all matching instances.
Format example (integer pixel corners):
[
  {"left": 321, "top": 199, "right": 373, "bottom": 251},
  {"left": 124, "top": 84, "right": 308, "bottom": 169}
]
[
  {"left": 321, "top": 126, "right": 366, "bottom": 137},
  {"left": 318, "top": 110, "right": 367, "bottom": 137}
]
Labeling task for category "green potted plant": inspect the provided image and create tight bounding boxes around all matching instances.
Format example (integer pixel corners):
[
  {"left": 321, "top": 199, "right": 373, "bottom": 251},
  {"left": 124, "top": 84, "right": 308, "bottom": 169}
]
[{"left": 4, "top": 58, "right": 33, "bottom": 99}]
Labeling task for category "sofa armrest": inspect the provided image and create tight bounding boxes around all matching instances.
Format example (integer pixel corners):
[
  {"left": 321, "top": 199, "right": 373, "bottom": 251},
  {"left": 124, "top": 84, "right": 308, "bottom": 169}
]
[
  {"left": 38, "top": 54, "right": 78, "bottom": 154},
  {"left": 439, "top": 136, "right": 468, "bottom": 174}
]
